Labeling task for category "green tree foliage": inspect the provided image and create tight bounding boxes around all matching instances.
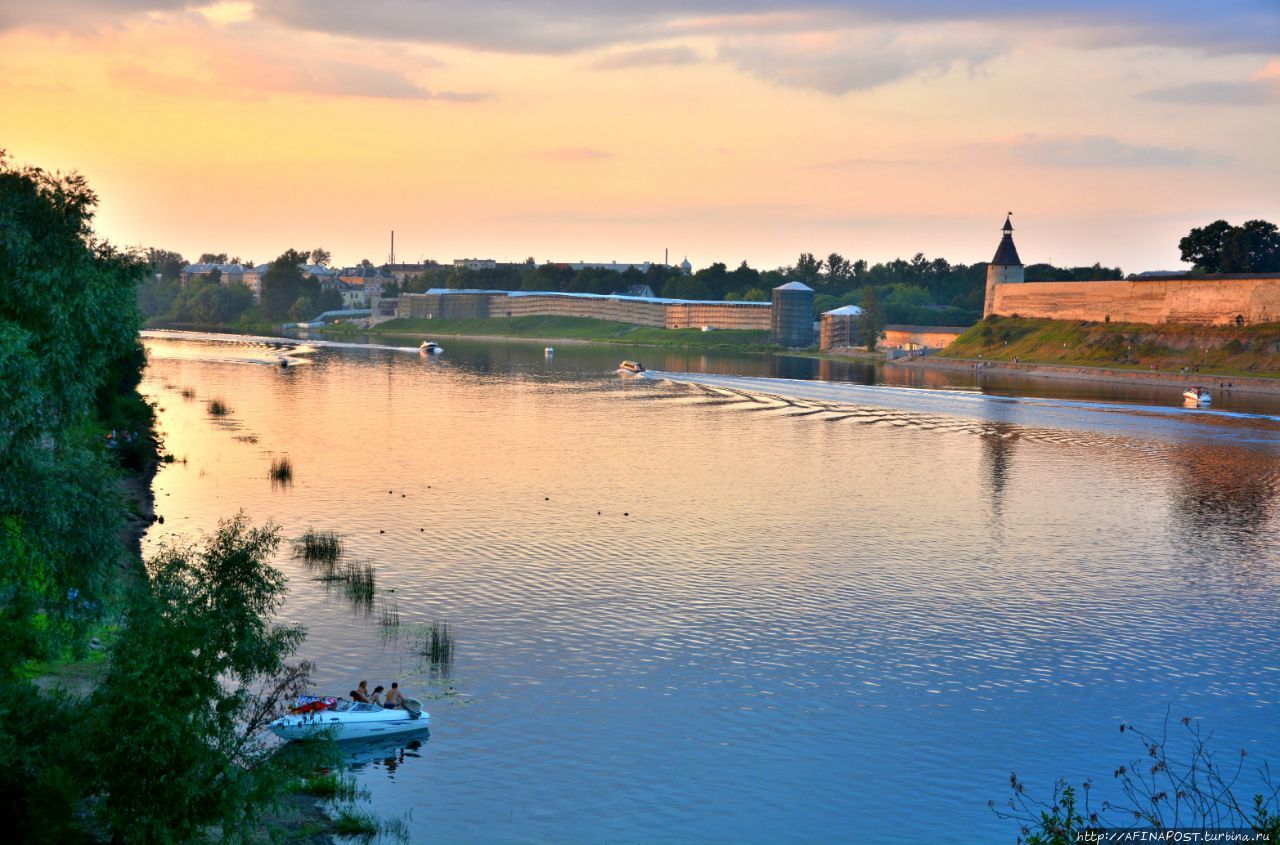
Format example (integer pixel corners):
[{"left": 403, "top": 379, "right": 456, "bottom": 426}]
[
  {"left": 145, "top": 247, "right": 185, "bottom": 282},
  {"left": 198, "top": 252, "right": 229, "bottom": 264},
  {"left": 260, "top": 249, "right": 316, "bottom": 321},
  {"left": 1180, "top": 219, "right": 1280, "bottom": 273},
  {"left": 858, "top": 286, "right": 885, "bottom": 351},
  {"left": 89, "top": 515, "right": 315, "bottom": 844},
  {"left": 308, "top": 246, "right": 331, "bottom": 266}
]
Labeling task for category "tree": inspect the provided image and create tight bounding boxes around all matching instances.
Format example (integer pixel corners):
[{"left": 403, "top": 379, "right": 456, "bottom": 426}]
[
  {"left": 145, "top": 248, "right": 185, "bottom": 282},
  {"left": 198, "top": 252, "right": 228, "bottom": 264},
  {"left": 259, "top": 249, "right": 315, "bottom": 321},
  {"left": 1223, "top": 220, "right": 1280, "bottom": 273},
  {"left": 309, "top": 247, "right": 331, "bottom": 267},
  {"left": 793, "top": 252, "right": 823, "bottom": 285},
  {"left": 90, "top": 515, "right": 318, "bottom": 843},
  {"left": 359, "top": 258, "right": 374, "bottom": 269},
  {"left": 858, "top": 286, "right": 885, "bottom": 350}
]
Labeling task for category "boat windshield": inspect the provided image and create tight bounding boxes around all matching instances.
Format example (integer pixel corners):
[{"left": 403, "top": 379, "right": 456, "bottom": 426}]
[
  {"left": 331, "top": 700, "right": 353, "bottom": 712},
  {"left": 349, "top": 703, "right": 383, "bottom": 713}
]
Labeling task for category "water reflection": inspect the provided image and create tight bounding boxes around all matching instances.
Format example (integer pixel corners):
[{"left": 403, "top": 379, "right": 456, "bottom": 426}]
[
  {"left": 342, "top": 734, "right": 430, "bottom": 777},
  {"left": 1169, "top": 444, "right": 1280, "bottom": 546}
]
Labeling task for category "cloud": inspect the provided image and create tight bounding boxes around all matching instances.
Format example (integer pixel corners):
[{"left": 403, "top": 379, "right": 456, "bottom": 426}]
[
  {"left": 1140, "top": 79, "right": 1278, "bottom": 105},
  {"left": 718, "top": 28, "right": 999, "bottom": 95},
  {"left": 998, "top": 134, "right": 1230, "bottom": 168},
  {"left": 536, "top": 147, "right": 614, "bottom": 161},
  {"left": 589, "top": 46, "right": 701, "bottom": 70}
]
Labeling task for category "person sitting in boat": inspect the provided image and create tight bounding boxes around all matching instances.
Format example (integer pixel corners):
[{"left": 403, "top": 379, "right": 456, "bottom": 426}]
[
  {"left": 370, "top": 685, "right": 385, "bottom": 706},
  {"left": 383, "top": 682, "right": 404, "bottom": 709},
  {"left": 350, "top": 687, "right": 369, "bottom": 703}
]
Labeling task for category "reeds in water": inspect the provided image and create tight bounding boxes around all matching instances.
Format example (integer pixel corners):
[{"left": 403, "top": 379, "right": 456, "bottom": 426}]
[
  {"left": 314, "top": 559, "right": 376, "bottom": 611},
  {"left": 180, "top": 388, "right": 196, "bottom": 400},
  {"left": 295, "top": 529, "right": 342, "bottom": 564},
  {"left": 207, "top": 398, "right": 231, "bottom": 416},
  {"left": 269, "top": 455, "right": 293, "bottom": 484},
  {"left": 421, "top": 619, "right": 453, "bottom": 665}
]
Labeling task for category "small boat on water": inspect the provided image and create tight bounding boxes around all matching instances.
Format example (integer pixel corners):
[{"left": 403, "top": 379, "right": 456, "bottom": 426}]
[
  {"left": 268, "top": 695, "right": 429, "bottom": 741},
  {"left": 619, "top": 360, "right": 646, "bottom": 375},
  {"left": 420, "top": 341, "right": 443, "bottom": 354},
  {"left": 545, "top": 346, "right": 555, "bottom": 355},
  {"left": 1183, "top": 387, "right": 1211, "bottom": 405}
]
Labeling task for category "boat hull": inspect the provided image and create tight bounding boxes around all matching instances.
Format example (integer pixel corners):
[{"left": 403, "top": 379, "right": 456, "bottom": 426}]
[{"left": 269, "top": 711, "right": 430, "bottom": 742}]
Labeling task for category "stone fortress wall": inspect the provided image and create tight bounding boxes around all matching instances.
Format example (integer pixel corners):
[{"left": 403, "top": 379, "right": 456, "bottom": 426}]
[
  {"left": 983, "top": 215, "right": 1280, "bottom": 326},
  {"left": 989, "top": 276, "right": 1280, "bottom": 326}
]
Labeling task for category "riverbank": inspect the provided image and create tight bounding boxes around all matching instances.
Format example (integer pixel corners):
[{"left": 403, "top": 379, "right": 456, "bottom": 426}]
[
  {"left": 939, "top": 316, "right": 1280, "bottom": 380},
  {"left": 326, "top": 315, "right": 780, "bottom": 352},
  {"left": 897, "top": 355, "right": 1280, "bottom": 395}
]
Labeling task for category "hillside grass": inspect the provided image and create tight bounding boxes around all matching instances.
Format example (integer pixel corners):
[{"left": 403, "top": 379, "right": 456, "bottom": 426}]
[
  {"left": 342, "top": 315, "right": 777, "bottom": 350},
  {"left": 940, "top": 316, "right": 1280, "bottom": 378}
]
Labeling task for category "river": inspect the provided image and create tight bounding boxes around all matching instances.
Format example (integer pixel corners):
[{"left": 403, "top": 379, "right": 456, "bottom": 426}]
[{"left": 139, "top": 330, "right": 1280, "bottom": 844}]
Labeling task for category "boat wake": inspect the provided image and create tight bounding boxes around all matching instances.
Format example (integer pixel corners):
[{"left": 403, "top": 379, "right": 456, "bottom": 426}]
[
  {"left": 141, "top": 329, "right": 425, "bottom": 364},
  {"left": 640, "top": 371, "right": 1280, "bottom": 446}
]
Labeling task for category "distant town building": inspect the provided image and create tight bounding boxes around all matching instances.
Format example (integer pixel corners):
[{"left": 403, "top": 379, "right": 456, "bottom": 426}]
[
  {"left": 770, "top": 281, "right": 815, "bottom": 347},
  {"left": 679, "top": 257, "right": 692, "bottom": 275},
  {"left": 397, "top": 289, "right": 771, "bottom": 331},
  {"left": 454, "top": 258, "right": 498, "bottom": 270},
  {"left": 180, "top": 262, "right": 246, "bottom": 287},
  {"left": 619, "top": 283, "right": 655, "bottom": 298},
  {"left": 241, "top": 263, "right": 270, "bottom": 301},
  {"left": 382, "top": 262, "right": 439, "bottom": 282},
  {"left": 337, "top": 266, "right": 395, "bottom": 288}
]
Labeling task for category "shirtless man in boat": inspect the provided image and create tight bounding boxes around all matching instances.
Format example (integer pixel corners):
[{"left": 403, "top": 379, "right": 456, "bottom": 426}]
[{"left": 382, "top": 682, "right": 404, "bottom": 709}]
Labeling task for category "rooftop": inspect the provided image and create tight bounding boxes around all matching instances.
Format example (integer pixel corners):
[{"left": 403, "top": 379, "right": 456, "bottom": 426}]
[
  {"left": 774, "top": 281, "right": 814, "bottom": 292},
  {"left": 410, "top": 288, "right": 770, "bottom": 307},
  {"left": 823, "top": 305, "right": 864, "bottom": 316}
]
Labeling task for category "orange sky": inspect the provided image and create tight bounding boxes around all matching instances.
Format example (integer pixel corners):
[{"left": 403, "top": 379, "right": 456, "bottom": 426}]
[{"left": 2, "top": 1, "right": 1277, "bottom": 272}]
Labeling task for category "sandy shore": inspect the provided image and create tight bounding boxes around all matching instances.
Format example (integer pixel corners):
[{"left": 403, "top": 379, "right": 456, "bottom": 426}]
[{"left": 895, "top": 356, "right": 1280, "bottom": 396}]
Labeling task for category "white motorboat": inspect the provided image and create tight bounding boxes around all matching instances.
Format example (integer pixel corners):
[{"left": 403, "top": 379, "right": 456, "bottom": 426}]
[
  {"left": 420, "top": 341, "right": 443, "bottom": 354},
  {"left": 1182, "top": 387, "right": 1211, "bottom": 405},
  {"left": 545, "top": 346, "right": 554, "bottom": 355},
  {"left": 619, "top": 360, "right": 646, "bottom": 375},
  {"left": 268, "top": 696, "right": 429, "bottom": 741}
]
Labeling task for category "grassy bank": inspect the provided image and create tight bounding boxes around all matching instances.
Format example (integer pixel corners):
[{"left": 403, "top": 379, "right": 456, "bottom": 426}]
[
  {"left": 940, "top": 316, "right": 1280, "bottom": 379},
  {"left": 330, "top": 315, "right": 777, "bottom": 350}
]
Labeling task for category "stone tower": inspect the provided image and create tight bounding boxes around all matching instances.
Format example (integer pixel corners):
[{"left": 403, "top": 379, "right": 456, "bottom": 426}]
[{"left": 984, "top": 213, "right": 1024, "bottom": 317}]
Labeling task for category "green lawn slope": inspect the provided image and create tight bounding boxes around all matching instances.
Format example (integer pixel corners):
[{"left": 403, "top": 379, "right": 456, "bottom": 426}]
[{"left": 940, "top": 316, "right": 1280, "bottom": 378}]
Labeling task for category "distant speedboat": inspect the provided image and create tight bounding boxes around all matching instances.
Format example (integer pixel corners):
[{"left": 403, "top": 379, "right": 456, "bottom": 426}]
[
  {"left": 1183, "top": 387, "right": 1211, "bottom": 405},
  {"left": 420, "top": 341, "right": 442, "bottom": 354},
  {"left": 268, "top": 695, "right": 429, "bottom": 741},
  {"left": 619, "top": 360, "right": 646, "bottom": 375},
  {"left": 545, "top": 346, "right": 555, "bottom": 355}
]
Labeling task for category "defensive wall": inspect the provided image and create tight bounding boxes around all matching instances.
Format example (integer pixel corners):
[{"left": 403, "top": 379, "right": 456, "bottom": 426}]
[
  {"left": 987, "top": 275, "right": 1280, "bottom": 326},
  {"left": 398, "top": 289, "right": 772, "bottom": 331}
]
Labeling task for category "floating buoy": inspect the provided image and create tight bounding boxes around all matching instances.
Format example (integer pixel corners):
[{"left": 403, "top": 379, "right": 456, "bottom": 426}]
[
  {"left": 379, "top": 530, "right": 385, "bottom": 534},
  {"left": 624, "top": 512, "right": 629, "bottom": 516}
]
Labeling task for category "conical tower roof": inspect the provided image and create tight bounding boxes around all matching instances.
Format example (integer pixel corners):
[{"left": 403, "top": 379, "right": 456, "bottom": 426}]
[{"left": 992, "top": 213, "right": 1021, "bottom": 266}]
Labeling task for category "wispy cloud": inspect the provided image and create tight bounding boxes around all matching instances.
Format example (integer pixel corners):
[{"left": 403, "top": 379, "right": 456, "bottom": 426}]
[
  {"left": 718, "top": 28, "right": 999, "bottom": 95},
  {"left": 997, "top": 134, "right": 1230, "bottom": 168},
  {"left": 589, "top": 45, "right": 701, "bottom": 70}
]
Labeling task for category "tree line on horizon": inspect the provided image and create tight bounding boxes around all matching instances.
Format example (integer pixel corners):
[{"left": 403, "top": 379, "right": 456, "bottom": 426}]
[{"left": 134, "top": 218, "right": 1277, "bottom": 329}]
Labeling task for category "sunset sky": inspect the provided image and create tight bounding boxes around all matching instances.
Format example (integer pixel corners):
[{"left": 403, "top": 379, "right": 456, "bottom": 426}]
[{"left": 2, "top": 1, "right": 1277, "bottom": 273}]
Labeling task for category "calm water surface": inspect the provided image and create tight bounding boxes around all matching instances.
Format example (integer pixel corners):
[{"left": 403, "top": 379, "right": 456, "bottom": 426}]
[{"left": 139, "top": 331, "right": 1280, "bottom": 844}]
